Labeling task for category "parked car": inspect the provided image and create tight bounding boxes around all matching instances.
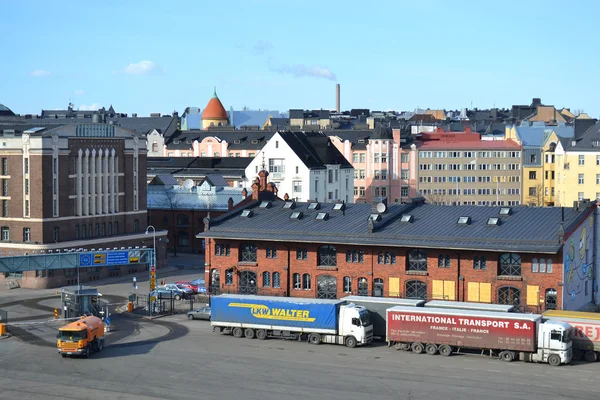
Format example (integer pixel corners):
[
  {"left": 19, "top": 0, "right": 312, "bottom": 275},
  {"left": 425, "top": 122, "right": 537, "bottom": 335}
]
[
  {"left": 175, "top": 281, "right": 199, "bottom": 293},
  {"left": 187, "top": 307, "right": 211, "bottom": 321},
  {"left": 190, "top": 278, "right": 207, "bottom": 294},
  {"left": 155, "top": 284, "right": 192, "bottom": 300}
]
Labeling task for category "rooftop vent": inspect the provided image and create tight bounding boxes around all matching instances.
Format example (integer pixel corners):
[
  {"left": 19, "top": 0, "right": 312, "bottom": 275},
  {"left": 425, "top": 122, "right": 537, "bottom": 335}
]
[
  {"left": 290, "top": 211, "right": 303, "bottom": 220},
  {"left": 358, "top": 139, "right": 366, "bottom": 143},
  {"left": 240, "top": 209, "right": 253, "bottom": 218},
  {"left": 457, "top": 216, "right": 471, "bottom": 225},
  {"left": 259, "top": 201, "right": 272, "bottom": 208},
  {"left": 308, "top": 202, "right": 320, "bottom": 210},
  {"left": 499, "top": 207, "right": 512, "bottom": 216},
  {"left": 234, "top": 139, "right": 242, "bottom": 144},
  {"left": 283, "top": 201, "right": 295, "bottom": 209},
  {"left": 593, "top": 140, "right": 600, "bottom": 147},
  {"left": 316, "top": 212, "right": 329, "bottom": 220},
  {"left": 487, "top": 217, "right": 501, "bottom": 226},
  {"left": 251, "top": 139, "right": 259, "bottom": 144},
  {"left": 333, "top": 203, "right": 345, "bottom": 211},
  {"left": 370, "top": 213, "right": 382, "bottom": 222},
  {"left": 400, "top": 214, "right": 414, "bottom": 223}
]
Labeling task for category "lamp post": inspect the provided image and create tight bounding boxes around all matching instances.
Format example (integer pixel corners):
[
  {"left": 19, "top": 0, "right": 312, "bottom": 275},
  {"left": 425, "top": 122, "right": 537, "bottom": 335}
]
[{"left": 145, "top": 225, "right": 157, "bottom": 291}]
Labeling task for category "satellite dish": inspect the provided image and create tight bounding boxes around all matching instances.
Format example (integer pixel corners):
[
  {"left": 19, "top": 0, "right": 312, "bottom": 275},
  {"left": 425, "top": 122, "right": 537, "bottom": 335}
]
[
  {"left": 183, "top": 179, "right": 194, "bottom": 189},
  {"left": 376, "top": 202, "right": 387, "bottom": 213}
]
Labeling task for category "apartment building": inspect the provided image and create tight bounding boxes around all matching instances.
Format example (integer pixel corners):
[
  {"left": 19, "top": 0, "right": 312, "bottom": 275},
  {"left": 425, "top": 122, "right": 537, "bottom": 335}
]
[{"left": 416, "top": 128, "right": 522, "bottom": 206}]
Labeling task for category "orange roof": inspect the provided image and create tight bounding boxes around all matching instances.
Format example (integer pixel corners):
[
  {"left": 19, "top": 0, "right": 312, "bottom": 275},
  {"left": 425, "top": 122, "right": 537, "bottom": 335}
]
[{"left": 202, "top": 88, "right": 228, "bottom": 120}]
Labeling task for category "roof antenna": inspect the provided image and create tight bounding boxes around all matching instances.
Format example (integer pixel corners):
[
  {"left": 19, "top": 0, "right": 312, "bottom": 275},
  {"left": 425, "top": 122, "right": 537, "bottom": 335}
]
[{"left": 261, "top": 152, "right": 266, "bottom": 171}]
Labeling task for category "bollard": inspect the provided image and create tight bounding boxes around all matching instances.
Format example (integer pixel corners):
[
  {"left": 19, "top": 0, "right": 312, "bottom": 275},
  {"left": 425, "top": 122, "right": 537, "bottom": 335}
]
[
  {"left": 0, "top": 323, "right": 6, "bottom": 336},
  {"left": 127, "top": 301, "right": 133, "bottom": 312}
]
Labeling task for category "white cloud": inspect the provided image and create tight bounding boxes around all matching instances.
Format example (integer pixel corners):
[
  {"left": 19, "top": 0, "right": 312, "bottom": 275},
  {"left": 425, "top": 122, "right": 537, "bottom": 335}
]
[
  {"left": 31, "top": 70, "right": 51, "bottom": 77},
  {"left": 78, "top": 103, "right": 101, "bottom": 111},
  {"left": 123, "top": 60, "right": 159, "bottom": 75},
  {"left": 270, "top": 62, "right": 336, "bottom": 81},
  {"left": 74, "top": 89, "right": 85, "bottom": 95}
]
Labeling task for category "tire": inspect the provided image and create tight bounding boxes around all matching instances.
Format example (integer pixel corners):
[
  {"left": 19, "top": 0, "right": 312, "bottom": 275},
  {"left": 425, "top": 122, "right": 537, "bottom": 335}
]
[
  {"left": 439, "top": 344, "right": 453, "bottom": 357},
  {"left": 411, "top": 342, "right": 424, "bottom": 354},
  {"left": 345, "top": 336, "right": 357, "bottom": 349},
  {"left": 244, "top": 328, "right": 255, "bottom": 339},
  {"left": 572, "top": 350, "right": 583, "bottom": 361},
  {"left": 232, "top": 327, "right": 243, "bottom": 338},
  {"left": 84, "top": 346, "right": 90, "bottom": 358},
  {"left": 584, "top": 350, "right": 598, "bottom": 363},
  {"left": 61, "top": 354, "right": 67, "bottom": 358},
  {"left": 308, "top": 333, "right": 321, "bottom": 345},
  {"left": 188, "top": 314, "right": 194, "bottom": 320},
  {"left": 548, "top": 354, "right": 561, "bottom": 366},
  {"left": 256, "top": 329, "right": 268, "bottom": 340},
  {"left": 500, "top": 351, "right": 514, "bottom": 362},
  {"left": 174, "top": 294, "right": 181, "bottom": 300},
  {"left": 425, "top": 344, "right": 438, "bottom": 355},
  {"left": 97, "top": 339, "right": 104, "bottom": 352}
]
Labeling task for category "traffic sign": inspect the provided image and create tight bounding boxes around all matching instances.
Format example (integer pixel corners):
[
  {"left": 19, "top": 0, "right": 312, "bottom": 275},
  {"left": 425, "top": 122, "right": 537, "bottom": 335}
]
[{"left": 79, "top": 250, "right": 129, "bottom": 267}]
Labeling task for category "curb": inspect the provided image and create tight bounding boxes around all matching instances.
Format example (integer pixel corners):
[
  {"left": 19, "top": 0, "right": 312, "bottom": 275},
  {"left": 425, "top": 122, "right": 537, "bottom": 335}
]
[{"left": 0, "top": 333, "right": 11, "bottom": 340}]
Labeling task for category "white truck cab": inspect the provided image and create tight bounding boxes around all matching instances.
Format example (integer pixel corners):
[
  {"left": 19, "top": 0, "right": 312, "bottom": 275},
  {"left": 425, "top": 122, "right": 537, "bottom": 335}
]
[
  {"left": 336, "top": 304, "right": 373, "bottom": 347},
  {"left": 532, "top": 321, "right": 572, "bottom": 365}
]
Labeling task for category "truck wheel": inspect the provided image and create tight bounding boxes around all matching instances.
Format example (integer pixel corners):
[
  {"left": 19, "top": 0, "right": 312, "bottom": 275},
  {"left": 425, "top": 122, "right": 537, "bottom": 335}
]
[
  {"left": 584, "top": 350, "right": 598, "bottom": 362},
  {"left": 97, "top": 339, "right": 103, "bottom": 352},
  {"left": 188, "top": 315, "right": 195, "bottom": 320},
  {"left": 256, "top": 329, "right": 268, "bottom": 340},
  {"left": 244, "top": 328, "right": 255, "bottom": 339},
  {"left": 499, "top": 351, "right": 514, "bottom": 362},
  {"left": 84, "top": 346, "right": 90, "bottom": 358},
  {"left": 572, "top": 350, "right": 583, "bottom": 361},
  {"left": 345, "top": 336, "right": 357, "bottom": 348},
  {"left": 439, "top": 345, "right": 452, "bottom": 357},
  {"left": 425, "top": 344, "right": 438, "bottom": 355},
  {"left": 232, "top": 327, "right": 244, "bottom": 338},
  {"left": 308, "top": 333, "right": 321, "bottom": 345},
  {"left": 61, "top": 354, "right": 67, "bottom": 358},
  {"left": 411, "top": 342, "right": 424, "bottom": 354},
  {"left": 548, "top": 354, "right": 561, "bottom": 366}
]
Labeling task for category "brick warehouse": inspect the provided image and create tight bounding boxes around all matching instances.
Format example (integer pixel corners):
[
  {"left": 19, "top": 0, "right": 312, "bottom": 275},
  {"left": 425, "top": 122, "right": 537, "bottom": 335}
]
[
  {"left": 198, "top": 195, "right": 598, "bottom": 312},
  {"left": 0, "top": 123, "right": 167, "bottom": 288}
]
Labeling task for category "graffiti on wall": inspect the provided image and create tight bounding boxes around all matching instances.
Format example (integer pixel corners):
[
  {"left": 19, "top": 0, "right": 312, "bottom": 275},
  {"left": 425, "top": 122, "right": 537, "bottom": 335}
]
[{"left": 563, "top": 214, "right": 594, "bottom": 310}]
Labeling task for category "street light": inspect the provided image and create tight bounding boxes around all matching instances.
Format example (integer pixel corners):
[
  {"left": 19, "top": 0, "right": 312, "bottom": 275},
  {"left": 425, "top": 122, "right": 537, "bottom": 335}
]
[{"left": 145, "top": 225, "right": 157, "bottom": 288}]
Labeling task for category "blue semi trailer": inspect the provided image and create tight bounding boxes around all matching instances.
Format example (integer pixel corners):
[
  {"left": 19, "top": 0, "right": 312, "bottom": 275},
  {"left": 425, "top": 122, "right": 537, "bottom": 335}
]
[{"left": 211, "top": 294, "right": 373, "bottom": 348}]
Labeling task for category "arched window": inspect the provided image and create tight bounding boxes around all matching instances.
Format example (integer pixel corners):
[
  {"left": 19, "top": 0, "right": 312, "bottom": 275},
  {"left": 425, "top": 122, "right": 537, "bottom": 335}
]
[
  {"left": 498, "top": 286, "right": 521, "bottom": 307},
  {"left": 152, "top": 142, "right": 158, "bottom": 152},
  {"left": 499, "top": 253, "right": 521, "bottom": 276},
  {"left": 293, "top": 273, "right": 301, "bottom": 290},
  {"left": 177, "top": 214, "right": 189, "bottom": 226},
  {"left": 317, "top": 275, "right": 337, "bottom": 299},
  {"left": 545, "top": 288, "right": 557, "bottom": 310},
  {"left": 407, "top": 249, "right": 428, "bottom": 272},
  {"left": 532, "top": 258, "right": 538, "bottom": 273},
  {"left": 373, "top": 278, "right": 384, "bottom": 297},
  {"left": 405, "top": 280, "right": 427, "bottom": 300},
  {"left": 302, "top": 273, "right": 311, "bottom": 290},
  {"left": 210, "top": 268, "right": 220, "bottom": 292},
  {"left": 225, "top": 268, "right": 234, "bottom": 285},
  {"left": 262, "top": 271, "right": 271, "bottom": 287},
  {"left": 272, "top": 272, "right": 281, "bottom": 288},
  {"left": 358, "top": 277, "right": 368, "bottom": 296},
  {"left": 239, "top": 242, "right": 257, "bottom": 262},
  {"left": 547, "top": 259, "right": 553, "bottom": 273},
  {"left": 539, "top": 259, "right": 546, "bottom": 273},
  {"left": 177, "top": 231, "right": 189, "bottom": 247},
  {"left": 343, "top": 276, "right": 352, "bottom": 293},
  {"left": 318, "top": 245, "right": 337, "bottom": 266}
]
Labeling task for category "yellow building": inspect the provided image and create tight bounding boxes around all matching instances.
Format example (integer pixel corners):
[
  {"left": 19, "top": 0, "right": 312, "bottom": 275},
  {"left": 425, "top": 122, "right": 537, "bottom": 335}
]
[{"left": 555, "top": 123, "right": 600, "bottom": 205}]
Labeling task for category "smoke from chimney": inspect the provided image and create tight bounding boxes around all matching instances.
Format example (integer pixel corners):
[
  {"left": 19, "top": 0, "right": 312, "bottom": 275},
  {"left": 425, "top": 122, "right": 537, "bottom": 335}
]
[{"left": 336, "top": 83, "right": 340, "bottom": 113}]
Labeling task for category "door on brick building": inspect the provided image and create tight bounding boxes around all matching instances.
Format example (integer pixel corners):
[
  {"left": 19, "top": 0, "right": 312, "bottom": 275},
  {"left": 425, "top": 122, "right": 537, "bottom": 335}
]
[
  {"left": 545, "top": 288, "right": 557, "bottom": 310},
  {"left": 317, "top": 275, "right": 337, "bottom": 299},
  {"left": 238, "top": 271, "right": 257, "bottom": 295}
]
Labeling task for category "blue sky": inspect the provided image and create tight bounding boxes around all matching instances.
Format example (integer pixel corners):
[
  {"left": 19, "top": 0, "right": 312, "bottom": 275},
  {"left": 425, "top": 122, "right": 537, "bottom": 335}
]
[{"left": 1, "top": 0, "right": 599, "bottom": 117}]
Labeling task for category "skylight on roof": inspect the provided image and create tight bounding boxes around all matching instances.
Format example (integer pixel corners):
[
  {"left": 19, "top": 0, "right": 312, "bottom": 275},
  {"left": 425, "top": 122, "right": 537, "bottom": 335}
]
[
  {"left": 282, "top": 201, "right": 295, "bottom": 209},
  {"left": 308, "top": 202, "right": 320, "bottom": 210},
  {"left": 499, "top": 207, "right": 512, "bottom": 216},
  {"left": 290, "top": 211, "right": 303, "bottom": 220},
  {"left": 487, "top": 217, "right": 501, "bottom": 226},
  {"left": 400, "top": 214, "right": 414, "bottom": 223},
  {"left": 316, "top": 212, "right": 329, "bottom": 221},
  {"left": 240, "top": 209, "right": 253, "bottom": 218},
  {"left": 333, "top": 203, "right": 345, "bottom": 211},
  {"left": 457, "top": 216, "right": 471, "bottom": 225},
  {"left": 259, "top": 201, "right": 272, "bottom": 209},
  {"left": 370, "top": 213, "right": 381, "bottom": 222}
]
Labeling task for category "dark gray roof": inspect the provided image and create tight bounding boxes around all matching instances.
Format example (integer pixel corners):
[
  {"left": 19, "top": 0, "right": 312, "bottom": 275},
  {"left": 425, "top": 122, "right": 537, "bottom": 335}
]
[
  {"left": 564, "top": 121, "right": 600, "bottom": 151},
  {"left": 0, "top": 104, "right": 15, "bottom": 117},
  {"left": 204, "top": 174, "right": 228, "bottom": 187},
  {"left": 166, "top": 130, "right": 275, "bottom": 151},
  {"left": 279, "top": 131, "right": 353, "bottom": 169},
  {"left": 109, "top": 116, "right": 179, "bottom": 138},
  {"left": 149, "top": 174, "right": 179, "bottom": 186},
  {"left": 198, "top": 200, "right": 593, "bottom": 254}
]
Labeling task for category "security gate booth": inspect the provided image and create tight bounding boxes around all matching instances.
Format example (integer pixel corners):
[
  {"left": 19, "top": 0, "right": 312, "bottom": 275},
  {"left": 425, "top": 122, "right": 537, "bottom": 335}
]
[{"left": 60, "top": 286, "right": 104, "bottom": 319}]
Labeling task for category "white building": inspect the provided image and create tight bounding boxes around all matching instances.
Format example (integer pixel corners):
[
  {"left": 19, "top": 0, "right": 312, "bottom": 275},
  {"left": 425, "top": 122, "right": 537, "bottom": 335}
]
[{"left": 244, "top": 131, "right": 354, "bottom": 203}]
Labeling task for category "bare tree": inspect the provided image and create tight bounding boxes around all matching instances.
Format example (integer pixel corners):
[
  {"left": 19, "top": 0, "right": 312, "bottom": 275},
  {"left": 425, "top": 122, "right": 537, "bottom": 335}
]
[
  {"left": 163, "top": 189, "right": 184, "bottom": 257},
  {"left": 527, "top": 184, "right": 545, "bottom": 207},
  {"left": 425, "top": 191, "right": 459, "bottom": 205}
]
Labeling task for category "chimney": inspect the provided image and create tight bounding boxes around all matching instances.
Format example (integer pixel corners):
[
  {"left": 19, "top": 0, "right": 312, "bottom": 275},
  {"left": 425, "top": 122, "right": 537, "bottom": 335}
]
[{"left": 336, "top": 84, "right": 340, "bottom": 113}]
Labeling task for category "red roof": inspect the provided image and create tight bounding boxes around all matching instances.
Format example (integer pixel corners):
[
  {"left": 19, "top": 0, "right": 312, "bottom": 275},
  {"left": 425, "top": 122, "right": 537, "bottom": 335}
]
[
  {"left": 202, "top": 90, "right": 228, "bottom": 120},
  {"left": 417, "top": 137, "right": 521, "bottom": 150}
]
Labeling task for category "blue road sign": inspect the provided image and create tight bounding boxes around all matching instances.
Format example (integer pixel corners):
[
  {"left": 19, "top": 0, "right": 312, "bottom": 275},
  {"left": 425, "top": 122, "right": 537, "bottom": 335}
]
[
  {"left": 79, "top": 250, "right": 130, "bottom": 267},
  {"left": 107, "top": 251, "right": 129, "bottom": 265},
  {"left": 79, "top": 254, "right": 92, "bottom": 267}
]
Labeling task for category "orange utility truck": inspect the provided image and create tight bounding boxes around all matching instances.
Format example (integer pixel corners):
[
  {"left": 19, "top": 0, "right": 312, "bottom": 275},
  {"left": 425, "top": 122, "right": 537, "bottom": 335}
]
[{"left": 56, "top": 315, "right": 105, "bottom": 358}]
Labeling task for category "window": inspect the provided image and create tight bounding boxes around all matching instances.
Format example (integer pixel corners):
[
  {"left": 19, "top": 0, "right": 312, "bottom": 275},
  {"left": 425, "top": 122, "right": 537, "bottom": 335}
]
[
  {"left": 215, "top": 244, "right": 230, "bottom": 256},
  {"left": 373, "top": 278, "right": 384, "bottom": 297},
  {"left": 401, "top": 187, "right": 409, "bottom": 197},
  {"left": 578, "top": 192, "right": 584, "bottom": 201},
  {"left": 318, "top": 245, "right": 337, "bottom": 266},
  {"left": 177, "top": 214, "right": 189, "bottom": 226},
  {"left": 359, "top": 187, "right": 365, "bottom": 197},
  {"left": 22, "top": 227, "right": 30, "bottom": 242},
  {"left": 2, "top": 200, "right": 6, "bottom": 217},
  {"left": 225, "top": 268, "right": 234, "bottom": 285},
  {"left": 579, "top": 155, "right": 585, "bottom": 166},
  {"left": 499, "top": 253, "right": 521, "bottom": 276},
  {"left": 328, "top": 170, "right": 334, "bottom": 184},
  {"left": 262, "top": 271, "right": 271, "bottom": 287},
  {"left": 108, "top": 222, "right": 112, "bottom": 236},
  {"left": 539, "top": 258, "right": 546, "bottom": 273},
  {"left": 272, "top": 272, "right": 281, "bottom": 288},
  {"left": 24, "top": 158, "right": 28, "bottom": 174},
  {"left": 275, "top": 140, "right": 279, "bottom": 149},
  {"left": 293, "top": 273, "right": 301, "bottom": 290},
  {"left": 438, "top": 254, "right": 450, "bottom": 268},
  {"left": 360, "top": 153, "right": 366, "bottom": 163},
  {"left": 579, "top": 174, "right": 584, "bottom": 185},
  {"left": 291, "top": 180, "right": 302, "bottom": 193},
  {"left": 101, "top": 223, "right": 106, "bottom": 237},
  {"left": 82, "top": 224, "right": 86, "bottom": 239},
  {"left": 296, "top": 248, "right": 307, "bottom": 260},
  {"left": 152, "top": 142, "right": 158, "bottom": 152},
  {"left": 1, "top": 158, "right": 6, "bottom": 175},
  {"left": 529, "top": 187, "right": 537, "bottom": 196},
  {"left": 2, "top": 179, "right": 7, "bottom": 196},
  {"left": 400, "top": 170, "right": 409, "bottom": 180},
  {"left": 377, "top": 251, "right": 396, "bottom": 264},
  {"left": 407, "top": 249, "right": 427, "bottom": 272},
  {"left": 547, "top": 259, "right": 553, "bottom": 273},
  {"left": 24, "top": 179, "right": 29, "bottom": 195},
  {"left": 374, "top": 170, "right": 380, "bottom": 180},
  {"left": 498, "top": 286, "right": 520, "bottom": 307},
  {"left": 346, "top": 250, "right": 364, "bottom": 263},
  {"left": 532, "top": 258, "right": 538, "bottom": 273},
  {"left": 1, "top": 226, "right": 8, "bottom": 241},
  {"left": 114, "top": 222, "right": 119, "bottom": 234},
  {"left": 268, "top": 158, "right": 284, "bottom": 173},
  {"left": 343, "top": 276, "right": 352, "bottom": 293},
  {"left": 405, "top": 280, "right": 427, "bottom": 300},
  {"left": 134, "top": 219, "right": 139, "bottom": 233},
  {"left": 266, "top": 247, "right": 277, "bottom": 259},
  {"left": 357, "top": 277, "right": 368, "bottom": 296},
  {"left": 354, "top": 186, "right": 358, "bottom": 196},
  {"left": 529, "top": 171, "right": 537, "bottom": 180},
  {"left": 354, "top": 170, "right": 358, "bottom": 179},
  {"left": 75, "top": 225, "right": 79, "bottom": 240},
  {"left": 473, "top": 256, "right": 486, "bottom": 270},
  {"left": 359, "top": 169, "right": 365, "bottom": 179},
  {"left": 353, "top": 153, "right": 359, "bottom": 163},
  {"left": 302, "top": 273, "right": 311, "bottom": 290},
  {"left": 53, "top": 227, "right": 59, "bottom": 242},
  {"left": 530, "top": 154, "right": 536, "bottom": 163},
  {"left": 381, "top": 187, "right": 387, "bottom": 197},
  {"left": 240, "top": 243, "right": 257, "bottom": 262}
]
